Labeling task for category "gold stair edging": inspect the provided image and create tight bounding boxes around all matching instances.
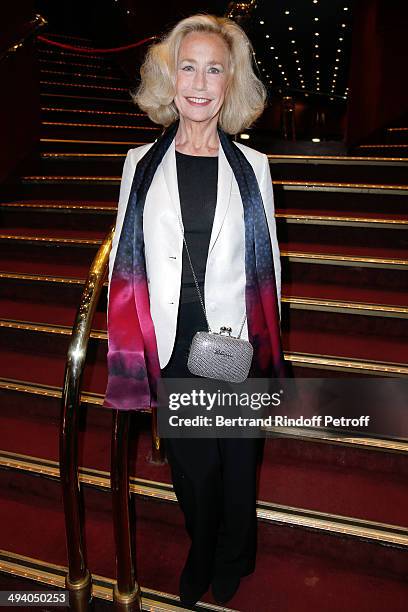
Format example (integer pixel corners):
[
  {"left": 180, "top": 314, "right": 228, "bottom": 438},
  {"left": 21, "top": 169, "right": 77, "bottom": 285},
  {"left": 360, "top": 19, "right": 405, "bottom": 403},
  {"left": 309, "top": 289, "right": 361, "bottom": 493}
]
[
  {"left": 274, "top": 180, "right": 408, "bottom": 195},
  {"left": 267, "top": 154, "right": 408, "bottom": 164},
  {"left": 0, "top": 551, "right": 227, "bottom": 611},
  {"left": 2, "top": 377, "right": 408, "bottom": 451},
  {"left": 41, "top": 152, "right": 127, "bottom": 157},
  {"left": 43, "top": 121, "right": 159, "bottom": 130},
  {"left": 40, "top": 92, "right": 135, "bottom": 104},
  {"left": 0, "top": 234, "right": 101, "bottom": 245},
  {"left": 287, "top": 351, "right": 408, "bottom": 375},
  {"left": 0, "top": 377, "right": 104, "bottom": 405},
  {"left": 283, "top": 250, "right": 408, "bottom": 269},
  {"left": 358, "top": 144, "right": 408, "bottom": 149},
  {"left": 40, "top": 69, "right": 122, "bottom": 81},
  {"left": 40, "top": 80, "right": 128, "bottom": 92},
  {"left": 40, "top": 137, "right": 146, "bottom": 145},
  {"left": 0, "top": 318, "right": 106, "bottom": 339},
  {"left": 282, "top": 296, "right": 408, "bottom": 317},
  {"left": 42, "top": 106, "right": 145, "bottom": 117},
  {"left": 38, "top": 57, "right": 113, "bottom": 74},
  {"left": 0, "top": 202, "right": 116, "bottom": 212},
  {"left": 1, "top": 451, "right": 407, "bottom": 549},
  {"left": 20, "top": 175, "right": 408, "bottom": 193},
  {"left": 277, "top": 213, "right": 408, "bottom": 227},
  {"left": 0, "top": 271, "right": 86, "bottom": 284},
  {"left": 38, "top": 48, "right": 112, "bottom": 61},
  {"left": 38, "top": 151, "right": 408, "bottom": 164},
  {"left": 39, "top": 59, "right": 116, "bottom": 71}
]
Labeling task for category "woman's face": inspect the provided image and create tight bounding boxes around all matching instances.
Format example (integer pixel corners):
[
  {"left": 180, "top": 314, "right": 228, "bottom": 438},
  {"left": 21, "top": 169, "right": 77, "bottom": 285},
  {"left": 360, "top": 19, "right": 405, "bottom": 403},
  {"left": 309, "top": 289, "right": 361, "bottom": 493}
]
[{"left": 174, "top": 31, "right": 230, "bottom": 126}]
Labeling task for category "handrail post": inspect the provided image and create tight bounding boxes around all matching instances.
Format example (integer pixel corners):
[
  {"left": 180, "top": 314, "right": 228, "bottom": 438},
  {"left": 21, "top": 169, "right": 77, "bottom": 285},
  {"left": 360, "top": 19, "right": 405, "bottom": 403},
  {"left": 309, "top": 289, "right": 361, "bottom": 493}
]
[
  {"left": 111, "top": 410, "right": 141, "bottom": 611},
  {"left": 60, "top": 228, "right": 114, "bottom": 611},
  {"left": 148, "top": 406, "right": 167, "bottom": 464},
  {"left": 60, "top": 383, "right": 92, "bottom": 611}
]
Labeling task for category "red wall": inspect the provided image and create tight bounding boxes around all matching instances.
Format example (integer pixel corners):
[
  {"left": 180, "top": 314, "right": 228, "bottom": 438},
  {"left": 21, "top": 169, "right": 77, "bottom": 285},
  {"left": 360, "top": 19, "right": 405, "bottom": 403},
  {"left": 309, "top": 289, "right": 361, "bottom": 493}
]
[{"left": 346, "top": 0, "right": 408, "bottom": 147}]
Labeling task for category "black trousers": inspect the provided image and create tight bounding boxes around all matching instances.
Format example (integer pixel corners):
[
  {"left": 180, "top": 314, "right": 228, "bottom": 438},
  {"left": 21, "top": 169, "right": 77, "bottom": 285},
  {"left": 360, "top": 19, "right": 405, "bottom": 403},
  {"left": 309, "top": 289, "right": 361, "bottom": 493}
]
[{"left": 161, "top": 298, "right": 261, "bottom": 591}]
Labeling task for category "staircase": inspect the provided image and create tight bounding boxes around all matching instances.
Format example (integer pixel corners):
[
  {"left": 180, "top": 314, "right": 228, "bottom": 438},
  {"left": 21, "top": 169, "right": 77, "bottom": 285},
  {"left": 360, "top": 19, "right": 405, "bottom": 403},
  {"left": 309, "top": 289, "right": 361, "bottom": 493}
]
[
  {"left": 353, "top": 113, "right": 408, "bottom": 158},
  {"left": 0, "top": 32, "right": 407, "bottom": 612}
]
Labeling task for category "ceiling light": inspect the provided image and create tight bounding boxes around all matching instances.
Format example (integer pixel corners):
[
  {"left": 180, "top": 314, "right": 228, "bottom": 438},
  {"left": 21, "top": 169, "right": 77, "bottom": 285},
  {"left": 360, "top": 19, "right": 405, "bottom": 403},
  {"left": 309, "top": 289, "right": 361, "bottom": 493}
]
[
  {"left": 341, "top": 23, "right": 347, "bottom": 27},
  {"left": 266, "top": 34, "right": 270, "bottom": 38},
  {"left": 288, "top": 26, "right": 294, "bottom": 30},
  {"left": 240, "top": 134, "right": 250, "bottom": 140},
  {"left": 312, "top": 138, "right": 321, "bottom": 142},
  {"left": 297, "top": 67, "right": 301, "bottom": 71},
  {"left": 314, "top": 17, "right": 319, "bottom": 21},
  {"left": 293, "top": 50, "right": 298, "bottom": 54},
  {"left": 335, "top": 66, "right": 339, "bottom": 70},
  {"left": 259, "top": 20, "right": 264, "bottom": 25},
  {"left": 296, "top": 59, "right": 300, "bottom": 63},
  {"left": 285, "top": 10, "right": 290, "bottom": 14},
  {"left": 314, "top": 32, "right": 320, "bottom": 36},
  {"left": 291, "top": 40, "right": 296, "bottom": 44},
  {"left": 270, "top": 46, "right": 275, "bottom": 50},
  {"left": 339, "top": 37, "right": 344, "bottom": 41},
  {"left": 344, "top": 6, "right": 349, "bottom": 10},
  {"left": 315, "top": 54, "right": 319, "bottom": 58},
  {"left": 278, "top": 64, "right": 282, "bottom": 67}
]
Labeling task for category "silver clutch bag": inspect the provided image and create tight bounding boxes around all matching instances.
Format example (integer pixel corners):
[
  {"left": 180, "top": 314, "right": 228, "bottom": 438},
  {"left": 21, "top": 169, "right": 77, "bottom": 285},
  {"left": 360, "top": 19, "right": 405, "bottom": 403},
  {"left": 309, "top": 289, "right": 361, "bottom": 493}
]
[{"left": 187, "top": 326, "right": 253, "bottom": 383}]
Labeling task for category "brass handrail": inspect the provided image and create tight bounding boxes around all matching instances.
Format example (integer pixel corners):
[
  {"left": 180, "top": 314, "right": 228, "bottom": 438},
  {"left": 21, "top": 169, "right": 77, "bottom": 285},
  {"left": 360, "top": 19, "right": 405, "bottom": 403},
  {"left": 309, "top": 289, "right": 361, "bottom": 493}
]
[
  {"left": 60, "top": 227, "right": 114, "bottom": 610},
  {"left": 0, "top": 14, "right": 47, "bottom": 63},
  {"left": 111, "top": 410, "right": 141, "bottom": 610}
]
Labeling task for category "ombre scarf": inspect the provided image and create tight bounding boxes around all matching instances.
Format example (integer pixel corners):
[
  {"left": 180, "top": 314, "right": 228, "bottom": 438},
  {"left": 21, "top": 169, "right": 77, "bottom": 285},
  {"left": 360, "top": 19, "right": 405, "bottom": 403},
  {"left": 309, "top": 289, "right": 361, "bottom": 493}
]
[{"left": 103, "top": 120, "right": 286, "bottom": 411}]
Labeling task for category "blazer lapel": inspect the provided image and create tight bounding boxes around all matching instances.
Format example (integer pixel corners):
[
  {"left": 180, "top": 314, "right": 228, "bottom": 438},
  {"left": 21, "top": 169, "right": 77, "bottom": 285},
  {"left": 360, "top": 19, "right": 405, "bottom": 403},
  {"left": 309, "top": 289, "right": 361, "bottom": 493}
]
[
  {"left": 208, "top": 140, "right": 233, "bottom": 254},
  {"left": 161, "top": 140, "right": 182, "bottom": 223},
  {"left": 161, "top": 137, "right": 233, "bottom": 253}
]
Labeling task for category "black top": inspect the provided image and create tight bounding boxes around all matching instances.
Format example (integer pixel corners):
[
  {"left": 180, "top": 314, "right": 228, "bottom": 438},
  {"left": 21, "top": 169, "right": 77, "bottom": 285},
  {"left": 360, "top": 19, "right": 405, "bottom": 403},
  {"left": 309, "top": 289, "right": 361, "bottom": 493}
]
[{"left": 175, "top": 150, "right": 218, "bottom": 303}]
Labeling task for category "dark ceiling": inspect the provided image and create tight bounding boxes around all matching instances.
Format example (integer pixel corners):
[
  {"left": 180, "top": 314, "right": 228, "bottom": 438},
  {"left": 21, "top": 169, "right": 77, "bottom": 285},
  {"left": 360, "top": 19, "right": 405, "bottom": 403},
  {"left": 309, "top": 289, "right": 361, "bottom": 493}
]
[{"left": 246, "top": 0, "right": 353, "bottom": 103}]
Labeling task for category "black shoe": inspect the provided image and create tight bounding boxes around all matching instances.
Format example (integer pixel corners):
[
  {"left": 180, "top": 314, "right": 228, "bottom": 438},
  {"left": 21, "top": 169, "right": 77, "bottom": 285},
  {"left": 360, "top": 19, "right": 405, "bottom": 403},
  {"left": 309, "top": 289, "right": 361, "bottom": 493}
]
[
  {"left": 211, "top": 574, "right": 241, "bottom": 605},
  {"left": 179, "top": 570, "right": 208, "bottom": 608}
]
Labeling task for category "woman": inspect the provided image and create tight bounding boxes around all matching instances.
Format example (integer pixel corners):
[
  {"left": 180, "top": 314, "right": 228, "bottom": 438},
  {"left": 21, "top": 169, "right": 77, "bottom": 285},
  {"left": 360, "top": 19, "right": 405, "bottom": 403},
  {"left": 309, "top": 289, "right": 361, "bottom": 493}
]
[{"left": 104, "top": 13, "right": 286, "bottom": 608}]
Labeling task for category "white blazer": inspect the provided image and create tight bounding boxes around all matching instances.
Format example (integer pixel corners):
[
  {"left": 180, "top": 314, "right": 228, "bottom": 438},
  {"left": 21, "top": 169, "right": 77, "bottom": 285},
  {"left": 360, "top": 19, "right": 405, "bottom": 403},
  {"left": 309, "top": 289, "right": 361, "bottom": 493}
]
[{"left": 108, "top": 138, "right": 281, "bottom": 369}]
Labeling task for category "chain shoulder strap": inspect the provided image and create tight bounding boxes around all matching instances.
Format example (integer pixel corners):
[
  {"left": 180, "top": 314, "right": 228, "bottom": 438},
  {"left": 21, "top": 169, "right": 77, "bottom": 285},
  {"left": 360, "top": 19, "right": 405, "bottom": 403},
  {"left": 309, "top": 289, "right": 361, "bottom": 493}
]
[{"left": 174, "top": 208, "right": 247, "bottom": 338}]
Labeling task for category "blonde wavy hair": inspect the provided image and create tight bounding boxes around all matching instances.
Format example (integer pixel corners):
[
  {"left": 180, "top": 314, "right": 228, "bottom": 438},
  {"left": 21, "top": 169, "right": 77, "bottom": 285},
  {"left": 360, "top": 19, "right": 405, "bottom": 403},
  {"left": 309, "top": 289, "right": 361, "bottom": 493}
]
[{"left": 132, "top": 13, "right": 267, "bottom": 135}]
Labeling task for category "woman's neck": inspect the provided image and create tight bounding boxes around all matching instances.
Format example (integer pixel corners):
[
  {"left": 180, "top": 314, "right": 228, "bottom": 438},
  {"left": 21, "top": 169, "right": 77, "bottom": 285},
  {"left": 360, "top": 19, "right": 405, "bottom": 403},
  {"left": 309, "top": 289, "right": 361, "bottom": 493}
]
[{"left": 175, "top": 117, "right": 219, "bottom": 156}]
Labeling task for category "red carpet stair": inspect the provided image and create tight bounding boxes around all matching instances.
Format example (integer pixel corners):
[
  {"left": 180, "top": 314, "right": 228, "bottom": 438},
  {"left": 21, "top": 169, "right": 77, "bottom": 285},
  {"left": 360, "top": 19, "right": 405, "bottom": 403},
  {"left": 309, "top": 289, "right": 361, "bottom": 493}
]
[{"left": 0, "top": 33, "right": 407, "bottom": 611}]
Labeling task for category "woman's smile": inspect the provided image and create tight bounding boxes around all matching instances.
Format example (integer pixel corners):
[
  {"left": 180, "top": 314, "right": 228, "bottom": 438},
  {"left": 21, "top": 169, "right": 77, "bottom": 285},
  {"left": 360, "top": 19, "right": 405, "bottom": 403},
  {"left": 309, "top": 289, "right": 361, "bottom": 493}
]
[{"left": 185, "top": 96, "right": 213, "bottom": 106}]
